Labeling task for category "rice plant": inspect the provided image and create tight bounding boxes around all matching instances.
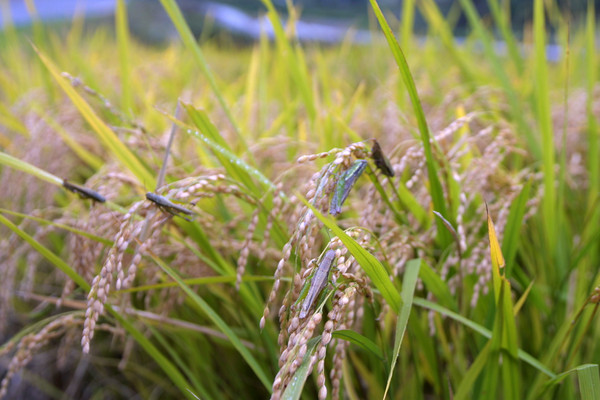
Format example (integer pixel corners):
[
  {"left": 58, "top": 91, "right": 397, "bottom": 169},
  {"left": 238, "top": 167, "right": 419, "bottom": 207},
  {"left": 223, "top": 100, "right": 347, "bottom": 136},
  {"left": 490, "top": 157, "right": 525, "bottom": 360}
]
[{"left": 0, "top": 0, "right": 599, "bottom": 399}]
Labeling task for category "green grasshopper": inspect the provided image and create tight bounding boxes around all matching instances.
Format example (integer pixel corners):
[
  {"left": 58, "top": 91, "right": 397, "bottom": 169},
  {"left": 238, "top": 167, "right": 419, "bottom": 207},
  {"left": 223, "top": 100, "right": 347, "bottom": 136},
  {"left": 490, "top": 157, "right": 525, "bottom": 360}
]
[
  {"left": 330, "top": 160, "right": 368, "bottom": 216},
  {"left": 63, "top": 179, "right": 106, "bottom": 203},
  {"left": 146, "top": 192, "right": 195, "bottom": 221},
  {"left": 298, "top": 250, "right": 337, "bottom": 319}
]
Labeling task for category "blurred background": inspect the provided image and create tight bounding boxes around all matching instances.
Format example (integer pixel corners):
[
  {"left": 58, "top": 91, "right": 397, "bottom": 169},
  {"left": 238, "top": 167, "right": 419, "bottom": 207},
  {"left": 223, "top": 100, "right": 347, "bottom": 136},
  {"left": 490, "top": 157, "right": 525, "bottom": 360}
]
[{"left": 1, "top": 0, "right": 598, "bottom": 45}]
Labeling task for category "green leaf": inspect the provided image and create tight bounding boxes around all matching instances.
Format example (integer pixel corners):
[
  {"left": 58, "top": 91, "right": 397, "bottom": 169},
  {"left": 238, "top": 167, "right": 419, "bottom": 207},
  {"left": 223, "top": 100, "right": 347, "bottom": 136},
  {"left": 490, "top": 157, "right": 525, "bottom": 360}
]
[
  {"left": 455, "top": 341, "right": 492, "bottom": 400},
  {"left": 486, "top": 0, "right": 524, "bottom": 74},
  {"left": 0, "top": 102, "right": 29, "bottom": 136},
  {"left": 0, "top": 151, "right": 62, "bottom": 186},
  {"left": 416, "top": 0, "right": 475, "bottom": 87},
  {"left": 181, "top": 121, "right": 288, "bottom": 249},
  {"left": 281, "top": 337, "right": 320, "bottom": 400},
  {"left": 259, "top": 0, "right": 315, "bottom": 122},
  {"left": 32, "top": 109, "right": 104, "bottom": 170},
  {"left": 116, "top": 0, "right": 133, "bottom": 116},
  {"left": 0, "top": 208, "right": 112, "bottom": 246},
  {"left": 158, "top": 0, "right": 249, "bottom": 153},
  {"left": 147, "top": 251, "right": 272, "bottom": 391},
  {"left": 534, "top": 0, "right": 556, "bottom": 248},
  {"left": 365, "top": 168, "right": 406, "bottom": 226},
  {"left": 497, "top": 279, "right": 520, "bottom": 398},
  {"left": 0, "top": 212, "right": 197, "bottom": 397},
  {"left": 577, "top": 364, "right": 600, "bottom": 400},
  {"left": 540, "top": 364, "right": 600, "bottom": 398},
  {"left": 175, "top": 221, "right": 267, "bottom": 318},
  {"left": 332, "top": 329, "right": 384, "bottom": 360},
  {"left": 181, "top": 105, "right": 267, "bottom": 195},
  {"left": 396, "top": 181, "right": 428, "bottom": 226},
  {"left": 540, "top": 368, "right": 578, "bottom": 393},
  {"left": 586, "top": 1, "right": 599, "bottom": 206},
  {"left": 176, "top": 109, "right": 288, "bottom": 250},
  {"left": 400, "top": 0, "right": 415, "bottom": 51},
  {"left": 0, "top": 213, "right": 90, "bottom": 291},
  {"left": 501, "top": 181, "right": 532, "bottom": 278},
  {"left": 367, "top": 0, "right": 450, "bottom": 247},
  {"left": 106, "top": 309, "right": 198, "bottom": 400},
  {"left": 118, "top": 275, "right": 275, "bottom": 294},
  {"left": 383, "top": 258, "right": 421, "bottom": 398},
  {"left": 500, "top": 281, "right": 519, "bottom": 360},
  {"left": 300, "top": 197, "right": 402, "bottom": 313},
  {"left": 34, "top": 46, "right": 154, "bottom": 187},
  {"left": 413, "top": 297, "right": 556, "bottom": 378},
  {"left": 145, "top": 325, "right": 211, "bottom": 399},
  {"left": 419, "top": 261, "right": 457, "bottom": 310},
  {"left": 457, "top": 0, "right": 538, "bottom": 158}
]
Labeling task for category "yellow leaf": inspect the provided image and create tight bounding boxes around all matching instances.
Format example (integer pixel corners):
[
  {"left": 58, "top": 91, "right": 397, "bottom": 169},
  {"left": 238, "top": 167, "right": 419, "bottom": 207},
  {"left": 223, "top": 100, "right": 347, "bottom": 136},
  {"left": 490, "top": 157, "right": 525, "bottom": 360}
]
[
  {"left": 487, "top": 203, "right": 505, "bottom": 271},
  {"left": 487, "top": 203, "right": 506, "bottom": 301},
  {"left": 33, "top": 44, "right": 154, "bottom": 188}
]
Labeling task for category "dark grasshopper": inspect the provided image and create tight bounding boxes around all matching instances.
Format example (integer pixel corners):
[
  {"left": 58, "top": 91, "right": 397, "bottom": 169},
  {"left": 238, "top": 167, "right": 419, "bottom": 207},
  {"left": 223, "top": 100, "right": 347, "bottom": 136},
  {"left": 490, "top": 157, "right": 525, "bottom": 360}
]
[
  {"left": 330, "top": 160, "right": 368, "bottom": 216},
  {"left": 146, "top": 192, "right": 195, "bottom": 221},
  {"left": 370, "top": 139, "right": 395, "bottom": 177},
  {"left": 62, "top": 179, "right": 106, "bottom": 203},
  {"left": 299, "top": 249, "right": 337, "bottom": 319}
]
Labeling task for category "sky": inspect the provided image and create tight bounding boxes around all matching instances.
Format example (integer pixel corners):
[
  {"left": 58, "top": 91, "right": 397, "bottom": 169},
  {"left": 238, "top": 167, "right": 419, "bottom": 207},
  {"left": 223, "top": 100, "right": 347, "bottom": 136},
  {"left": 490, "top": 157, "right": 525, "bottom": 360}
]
[{"left": 0, "top": 0, "right": 115, "bottom": 28}]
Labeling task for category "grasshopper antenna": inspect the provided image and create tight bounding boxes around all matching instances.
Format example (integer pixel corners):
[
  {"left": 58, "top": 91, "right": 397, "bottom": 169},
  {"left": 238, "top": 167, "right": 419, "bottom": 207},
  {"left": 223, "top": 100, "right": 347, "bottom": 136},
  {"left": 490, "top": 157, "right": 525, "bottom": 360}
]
[
  {"left": 156, "top": 101, "right": 181, "bottom": 191},
  {"left": 144, "top": 102, "right": 195, "bottom": 221},
  {"left": 122, "top": 103, "right": 185, "bottom": 292}
]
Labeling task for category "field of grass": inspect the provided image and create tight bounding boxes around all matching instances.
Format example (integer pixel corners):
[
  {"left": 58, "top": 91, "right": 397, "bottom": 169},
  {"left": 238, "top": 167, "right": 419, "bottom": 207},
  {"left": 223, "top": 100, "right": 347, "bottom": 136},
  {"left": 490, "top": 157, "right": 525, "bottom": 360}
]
[{"left": 1, "top": 0, "right": 599, "bottom": 399}]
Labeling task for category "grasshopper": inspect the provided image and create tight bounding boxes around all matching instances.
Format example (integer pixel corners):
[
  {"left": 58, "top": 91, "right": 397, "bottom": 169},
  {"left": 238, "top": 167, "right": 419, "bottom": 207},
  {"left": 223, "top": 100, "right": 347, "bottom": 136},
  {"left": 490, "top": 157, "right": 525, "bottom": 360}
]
[
  {"left": 146, "top": 192, "right": 195, "bottom": 221},
  {"left": 370, "top": 139, "right": 395, "bottom": 177},
  {"left": 298, "top": 250, "right": 337, "bottom": 319},
  {"left": 330, "top": 160, "right": 367, "bottom": 216},
  {"left": 63, "top": 179, "right": 106, "bottom": 203}
]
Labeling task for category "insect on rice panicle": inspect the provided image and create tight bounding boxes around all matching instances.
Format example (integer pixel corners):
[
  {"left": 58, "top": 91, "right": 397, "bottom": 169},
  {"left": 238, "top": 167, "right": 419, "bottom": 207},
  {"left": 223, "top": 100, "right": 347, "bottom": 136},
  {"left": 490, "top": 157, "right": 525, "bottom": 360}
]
[
  {"left": 330, "top": 159, "right": 368, "bottom": 216},
  {"left": 146, "top": 192, "right": 195, "bottom": 221},
  {"left": 299, "top": 250, "right": 337, "bottom": 319},
  {"left": 371, "top": 139, "right": 395, "bottom": 177},
  {"left": 62, "top": 179, "right": 106, "bottom": 203}
]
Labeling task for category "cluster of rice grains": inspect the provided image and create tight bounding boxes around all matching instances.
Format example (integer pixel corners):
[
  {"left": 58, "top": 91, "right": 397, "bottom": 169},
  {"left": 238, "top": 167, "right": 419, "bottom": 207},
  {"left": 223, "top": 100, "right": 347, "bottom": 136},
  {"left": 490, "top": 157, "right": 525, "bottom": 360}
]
[
  {"left": 269, "top": 241, "right": 374, "bottom": 400},
  {"left": 263, "top": 113, "right": 541, "bottom": 397},
  {"left": 263, "top": 142, "right": 378, "bottom": 399},
  {"left": 0, "top": 65, "right": 544, "bottom": 398},
  {"left": 82, "top": 173, "right": 243, "bottom": 353},
  {"left": 0, "top": 165, "right": 243, "bottom": 397},
  {"left": 0, "top": 313, "right": 83, "bottom": 399}
]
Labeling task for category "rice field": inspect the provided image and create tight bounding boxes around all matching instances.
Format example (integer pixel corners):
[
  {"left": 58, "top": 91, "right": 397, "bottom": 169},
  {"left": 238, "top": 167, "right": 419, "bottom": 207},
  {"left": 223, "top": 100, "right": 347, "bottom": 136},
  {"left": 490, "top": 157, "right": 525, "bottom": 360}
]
[{"left": 1, "top": 0, "right": 599, "bottom": 399}]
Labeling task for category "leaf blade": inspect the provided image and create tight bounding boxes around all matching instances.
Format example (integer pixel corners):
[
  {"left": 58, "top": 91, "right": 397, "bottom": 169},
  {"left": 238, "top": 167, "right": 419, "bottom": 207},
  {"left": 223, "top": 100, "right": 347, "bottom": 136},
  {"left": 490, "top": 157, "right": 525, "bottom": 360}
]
[
  {"left": 367, "top": 0, "right": 450, "bottom": 247},
  {"left": 383, "top": 258, "right": 421, "bottom": 398},
  {"left": 147, "top": 251, "right": 272, "bottom": 391},
  {"left": 34, "top": 46, "right": 154, "bottom": 187},
  {"left": 332, "top": 329, "right": 384, "bottom": 360}
]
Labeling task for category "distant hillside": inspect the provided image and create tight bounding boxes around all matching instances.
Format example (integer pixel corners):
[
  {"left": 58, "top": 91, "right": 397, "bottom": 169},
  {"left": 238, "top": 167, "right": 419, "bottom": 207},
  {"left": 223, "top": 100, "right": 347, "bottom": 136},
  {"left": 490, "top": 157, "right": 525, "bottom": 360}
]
[{"left": 174, "top": 0, "right": 599, "bottom": 35}]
